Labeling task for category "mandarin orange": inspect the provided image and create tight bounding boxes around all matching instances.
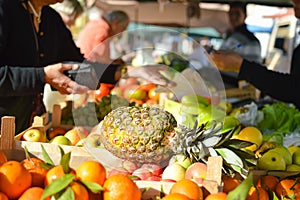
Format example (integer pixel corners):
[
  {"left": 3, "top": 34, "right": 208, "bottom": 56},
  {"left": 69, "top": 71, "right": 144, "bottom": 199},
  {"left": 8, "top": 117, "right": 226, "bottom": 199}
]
[
  {"left": 275, "top": 179, "right": 300, "bottom": 199},
  {"left": 170, "top": 179, "right": 203, "bottom": 200},
  {"left": 103, "top": 174, "right": 141, "bottom": 200},
  {"left": 205, "top": 192, "right": 227, "bottom": 200},
  {"left": 0, "top": 160, "right": 32, "bottom": 199},
  {"left": 18, "top": 187, "right": 50, "bottom": 200},
  {"left": 21, "top": 157, "right": 49, "bottom": 187},
  {"left": 246, "top": 186, "right": 269, "bottom": 200},
  {"left": 222, "top": 175, "right": 241, "bottom": 193},
  {"left": 70, "top": 181, "right": 89, "bottom": 200},
  {"left": 256, "top": 175, "right": 279, "bottom": 192},
  {"left": 44, "top": 165, "right": 65, "bottom": 187},
  {"left": 76, "top": 160, "right": 106, "bottom": 186},
  {"left": 162, "top": 193, "right": 191, "bottom": 200},
  {"left": 0, "top": 192, "right": 8, "bottom": 200}
]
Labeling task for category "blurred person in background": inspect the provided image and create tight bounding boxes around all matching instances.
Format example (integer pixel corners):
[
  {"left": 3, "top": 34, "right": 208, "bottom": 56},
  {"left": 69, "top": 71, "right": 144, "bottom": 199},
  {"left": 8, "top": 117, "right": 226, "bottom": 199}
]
[
  {"left": 0, "top": 0, "right": 173, "bottom": 133},
  {"left": 76, "top": 10, "right": 130, "bottom": 64},
  {"left": 211, "top": 0, "right": 300, "bottom": 109},
  {"left": 52, "top": 0, "right": 84, "bottom": 28},
  {"left": 220, "top": 1, "right": 262, "bottom": 63}
]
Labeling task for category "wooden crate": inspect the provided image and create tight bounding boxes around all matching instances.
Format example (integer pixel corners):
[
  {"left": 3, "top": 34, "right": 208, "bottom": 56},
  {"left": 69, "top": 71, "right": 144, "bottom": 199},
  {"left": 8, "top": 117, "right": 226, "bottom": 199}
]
[{"left": 1, "top": 116, "right": 223, "bottom": 199}]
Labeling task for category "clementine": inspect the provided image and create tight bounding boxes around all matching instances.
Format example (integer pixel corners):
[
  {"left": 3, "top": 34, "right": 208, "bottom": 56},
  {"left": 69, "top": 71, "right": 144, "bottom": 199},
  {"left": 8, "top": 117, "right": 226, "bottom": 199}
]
[
  {"left": 21, "top": 157, "right": 49, "bottom": 187},
  {"left": 0, "top": 151, "right": 7, "bottom": 165},
  {"left": 0, "top": 192, "right": 8, "bottom": 200},
  {"left": 0, "top": 160, "right": 32, "bottom": 199},
  {"left": 103, "top": 174, "right": 141, "bottom": 200},
  {"left": 76, "top": 160, "right": 106, "bottom": 186},
  {"left": 162, "top": 193, "right": 191, "bottom": 200},
  {"left": 275, "top": 179, "right": 300, "bottom": 199},
  {"left": 256, "top": 175, "right": 279, "bottom": 192},
  {"left": 246, "top": 186, "right": 269, "bottom": 200},
  {"left": 44, "top": 165, "right": 65, "bottom": 186},
  {"left": 18, "top": 187, "right": 50, "bottom": 200},
  {"left": 222, "top": 175, "right": 241, "bottom": 193},
  {"left": 170, "top": 179, "right": 203, "bottom": 200},
  {"left": 70, "top": 181, "right": 89, "bottom": 200},
  {"left": 204, "top": 192, "right": 227, "bottom": 200}
]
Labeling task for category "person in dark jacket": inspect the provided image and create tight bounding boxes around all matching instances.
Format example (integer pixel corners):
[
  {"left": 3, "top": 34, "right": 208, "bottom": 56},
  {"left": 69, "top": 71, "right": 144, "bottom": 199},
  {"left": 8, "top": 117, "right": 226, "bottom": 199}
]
[
  {"left": 0, "top": 0, "right": 173, "bottom": 133},
  {"left": 211, "top": 0, "right": 300, "bottom": 109}
]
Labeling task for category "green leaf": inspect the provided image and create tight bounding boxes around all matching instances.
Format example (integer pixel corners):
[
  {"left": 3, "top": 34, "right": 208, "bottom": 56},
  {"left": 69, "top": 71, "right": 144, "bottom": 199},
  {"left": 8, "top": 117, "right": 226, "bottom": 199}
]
[
  {"left": 227, "top": 172, "right": 253, "bottom": 200},
  {"left": 59, "top": 145, "right": 66, "bottom": 157},
  {"left": 41, "top": 144, "right": 55, "bottom": 166},
  {"left": 60, "top": 152, "right": 72, "bottom": 174},
  {"left": 271, "top": 191, "right": 279, "bottom": 200},
  {"left": 57, "top": 186, "right": 75, "bottom": 200},
  {"left": 223, "top": 139, "right": 255, "bottom": 149},
  {"left": 42, "top": 174, "right": 76, "bottom": 200},
  {"left": 215, "top": 148, "right": 243, "bottom": 168},
  {"left": 80, "top": 180, "right": 104, "bottom": 193}
]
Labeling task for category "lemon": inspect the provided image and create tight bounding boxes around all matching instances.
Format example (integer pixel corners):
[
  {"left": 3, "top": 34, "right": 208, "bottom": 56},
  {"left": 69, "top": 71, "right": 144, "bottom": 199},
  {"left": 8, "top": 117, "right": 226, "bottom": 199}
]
[{"left": 234, "top": 126, "right": 263, "bottom": 152}]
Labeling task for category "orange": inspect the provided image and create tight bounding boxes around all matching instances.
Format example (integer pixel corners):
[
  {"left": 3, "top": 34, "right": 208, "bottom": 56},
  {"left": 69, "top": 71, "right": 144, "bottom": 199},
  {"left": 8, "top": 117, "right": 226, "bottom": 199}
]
[
  {"left": 148, "top": 87, "right": 159, "bottom": 101},
  {"left": 21, "top": 157, "right": 49, "bottom": 187},
  {"left": 0, "top": 192, "right": 8, "bottom": 200},
  {"left": 76, "top": 160, "right": 106, "bottom": 186},
  {"left": 0, "top": 160, "right": 32, "bottom": 199},
  {"left": 44, "top": 165, "right": 65, "bottom": 187},
  {"left": 275, "top": 179, "right": 300, "bottom": 199},
  {"left": 256, "top": 175, "right": 279, "bottom": 192},
  {"left": 103, "top": 174, "right": 141, "bottom": 200},
  {"left": 222, "top": 175, "right": 241, "bottom": 193},
  {"left": 18, "top": 187, "right": 50, "bottom": 200},
  {"left": 170, "top": 179, "right": 203, "bottom": 200},
  {"left": 70, "top": 182, "right": 89, "bottom": 200},
  {"left": 162, "top": 193, "right": 191, "bottom": 200},
  {"left": 246, "top": 186, "right": 269, "bottom": 200},
  {"left": 205, "top": 192, "right": 227, "bottom": 200},
  {"left": 0, "top": 151, "right": 7, "bottom": 165}
]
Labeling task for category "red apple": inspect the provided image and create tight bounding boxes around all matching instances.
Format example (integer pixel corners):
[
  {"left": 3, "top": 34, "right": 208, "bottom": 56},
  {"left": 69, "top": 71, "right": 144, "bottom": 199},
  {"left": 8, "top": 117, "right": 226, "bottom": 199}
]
[
  {"left": 132, "top": 168, "right": 153, "bottom": 180},
  {"left": 22, "top": 128, "right": 46, "bottom": 142},
  {"left": 121, "top": 160, "right": 138, "bottom": 174},
  {"left": 108, "top": 167, "right": 131, "bottom": 178},
  {"left": 141, "top": 163, "right": 163, "bottom": 176},
  {"left": 47, "top": 126, "right": 67, "bottom": 140},
  {"left": 146, "top": 175, "right": 162, "bottom": 181},
  {"left": 185, "top": 162, "right": 207, "bottom": 181}
]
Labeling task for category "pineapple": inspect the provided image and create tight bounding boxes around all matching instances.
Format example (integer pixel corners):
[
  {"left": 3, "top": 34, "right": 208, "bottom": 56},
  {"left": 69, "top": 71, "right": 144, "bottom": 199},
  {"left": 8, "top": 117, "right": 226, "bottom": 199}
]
[
  {"left": 99, "top": 105, "right": 177, "bottom": 165},
  {"left": 99, "top": 105, "right": 256, "bottom": 177}
]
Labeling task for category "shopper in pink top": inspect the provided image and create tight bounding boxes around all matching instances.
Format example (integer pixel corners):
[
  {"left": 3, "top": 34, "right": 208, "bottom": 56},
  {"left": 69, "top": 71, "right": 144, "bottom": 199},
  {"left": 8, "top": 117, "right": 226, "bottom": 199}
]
[{"left": 76, "top": 10, "right": 129, "bottom": 64}]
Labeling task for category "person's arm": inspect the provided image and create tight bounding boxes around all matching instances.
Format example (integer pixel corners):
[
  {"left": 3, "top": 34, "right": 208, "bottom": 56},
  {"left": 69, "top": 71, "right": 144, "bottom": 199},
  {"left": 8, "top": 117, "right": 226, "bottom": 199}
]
[{"left": 238, "top": 60, "right": 298, "bottom": 104}]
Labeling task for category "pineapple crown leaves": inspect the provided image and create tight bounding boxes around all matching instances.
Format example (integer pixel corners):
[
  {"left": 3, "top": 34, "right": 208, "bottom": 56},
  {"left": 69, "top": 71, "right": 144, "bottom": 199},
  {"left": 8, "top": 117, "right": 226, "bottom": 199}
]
[{"left": 172, "top": 119, "right": 257, "bottom": 178}]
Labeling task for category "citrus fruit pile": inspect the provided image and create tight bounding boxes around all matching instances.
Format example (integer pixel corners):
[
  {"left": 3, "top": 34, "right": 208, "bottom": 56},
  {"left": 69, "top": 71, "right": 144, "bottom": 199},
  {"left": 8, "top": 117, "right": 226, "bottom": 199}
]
[{"left": 0, "top": 149, "right": 141, "bottom": 200}]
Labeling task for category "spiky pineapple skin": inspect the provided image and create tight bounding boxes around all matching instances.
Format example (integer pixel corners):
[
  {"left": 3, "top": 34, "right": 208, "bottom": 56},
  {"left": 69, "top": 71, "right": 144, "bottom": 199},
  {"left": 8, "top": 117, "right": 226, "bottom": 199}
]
[{"left": 99, "top": 106, "right": 177, "bottom": 164}]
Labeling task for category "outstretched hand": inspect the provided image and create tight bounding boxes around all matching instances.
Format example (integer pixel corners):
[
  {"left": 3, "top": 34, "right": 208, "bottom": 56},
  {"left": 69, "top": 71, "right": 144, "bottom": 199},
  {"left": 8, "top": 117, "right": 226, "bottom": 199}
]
[
  {"left": 127, "top": 65, "right": 176, "bottom": 87},
  {"left": 44, "top": 63, "right": 89, "bottom": 94}
]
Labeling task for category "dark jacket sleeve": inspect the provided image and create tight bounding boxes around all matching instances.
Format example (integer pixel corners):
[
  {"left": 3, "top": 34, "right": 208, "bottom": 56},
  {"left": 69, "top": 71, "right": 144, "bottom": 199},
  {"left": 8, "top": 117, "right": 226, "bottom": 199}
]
[{"left": 238, "top": 60, "right": 300, "bottom": 107}]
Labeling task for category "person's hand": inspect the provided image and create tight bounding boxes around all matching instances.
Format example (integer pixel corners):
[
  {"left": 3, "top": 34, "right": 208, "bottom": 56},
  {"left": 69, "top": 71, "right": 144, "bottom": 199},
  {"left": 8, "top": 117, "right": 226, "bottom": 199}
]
[
  {"left": 210, "top": 50, "right": 244, "bottom": 72},
  {"left": 44, "top": 63, "right": 89, "bottom": 94},
  {"left": 127, "top": 65, "right": 176, "bottom": 87}
]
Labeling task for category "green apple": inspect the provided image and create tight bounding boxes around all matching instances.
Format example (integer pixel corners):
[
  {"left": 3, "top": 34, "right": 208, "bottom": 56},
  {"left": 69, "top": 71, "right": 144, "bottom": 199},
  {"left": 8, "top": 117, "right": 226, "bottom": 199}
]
[
  {"left": 288, "top": 146, "right": 300, "bottom": 157},
  {"left": 161, "top": 163, "right": 186, "bottom": 182},
  {"left": 221, "top": 115, "right": 240, "bottom": 134},
  {"left": 22, "top": 128, "right": 46, "bottom": 142},
  {"left": 169, "top": 154, "right": 192, "bottom": 169},
  {"left": 268, "top": 146, "right": 292, "bottom": 165},
  {"left": 292, "top": 149, "right": 300, "bottom": 165},
  {"left": 257, "top": 150, "right": 286, "bottom": 171},
  {"left": 50, "top": 135, "right": 72, "bottom": 146},
  {"left": 286, "top": 164, "right": 300, "bottom": 172}
]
